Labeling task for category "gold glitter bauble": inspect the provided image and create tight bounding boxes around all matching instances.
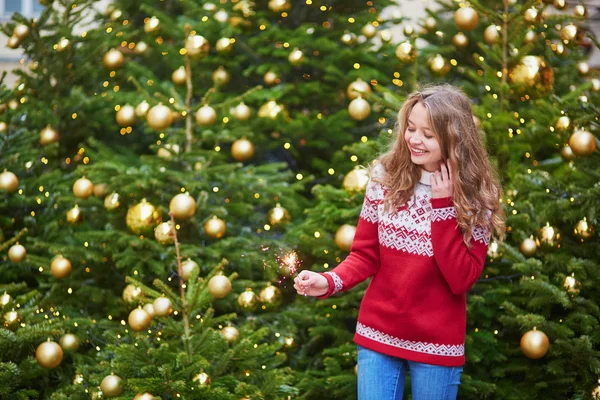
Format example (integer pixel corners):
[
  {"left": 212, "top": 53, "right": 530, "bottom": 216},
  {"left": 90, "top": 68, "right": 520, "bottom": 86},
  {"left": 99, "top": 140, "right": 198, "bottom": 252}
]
[
  {"left": 0, "top": 170, "right": 19, "bottom": 193},
  {"left": 40, "top": 125, "right": 59, "bottom": 146},
  {"left": 193, "top": 372, "right": 211, "bottom": 386},
  {"left": 231, "top": 138, "right": 255, "bottom": 162},
  {"left": 519, "top": 237, "right": 538, "bottom": 257},
  {"left": 59, "top": 333, "right": 80, "bottom": 351},
  {"left": 560, "top": 145, "right": 576, "bottom": 161},
  {"left": 221, "top": 326, "right": 239, "bottom": 343},
  {"left": 135, "top": 41, "right": 149, "bottom": 54},
  {"left": 3, "top": 310, "right": 19, "bottom": 327},
  {"left": 259, "top": 284, "right": 282, "bottom": 309},
  {"left": 157, "top": 144, "right": 180, "bottom": 159},
  {"left": 136, "top": 101, "right": 150, "bottom": 117},
  {"left": 1, "top": 293, "right": 11, "bottom": 307},
  {"left": 268, "top": 0, "right": 291, "bottom": 13},
  {"left": 395, "top": 41, "right": 416, "bottom": 63},
  {"left": 524, "top": 30, "right": 537, "bottom": 44},
  {"left": 454, "top": 6, "right": 479, "bottom": 31},
  {"left": 153, "top": 297, "right": 173, "bottom": 317},
  {"left": 36, "top": 341, "right": 63, "bottom": 369},
  {"left": 208, "top": 275, "right": 232, "bottom": 298},
  {"left": 93, "top": 183, "right": 108, "bottom": 198},
  {"left": 51, "top": 256, "right": 72, "bottom": 279},
  {"left": 554, "top": 116, "right": 570, "bottom": 131},
  {"left": 554, "top": 0, "right": 566, "bottom": 9},
  {"left": 123, "top": 284, "right": 143, "bottom": 304},
  {"left": 563, "top": 275, "right": 581, "bottom": 294},
  {"left": 185, "top": 34, "right": 210, "bottom": 58},
  {"left": 147, "top": 104, "right": 173, "bottom": 131},
  {"left": 335, "top": 224, "right": 356, "bottom": 252},
  {"left": 171, "top": 67, "right": 186, "bottom": 85},
  {"left": 524, "top": 7, "right": 538, "bottom": 23},
  {"left": 453, "top": 32, "right": 469, "bottom": 48},
  {"left": 0, "top": 122, "right": 6, "bottom": 132},
  {"left": 144, "top": 16, "right": 160, "bottom": 33},
  {"left": 143, "top": 303, "right": 155, "bottom": 317},
  {"left": 288, "top": 48, "right": 304, "bottom": 66},
  {"left": 100, "top": 375, "right": 124, "bottom": 398},
  {"left": 509, "top": 56, "right": 554, "bottom": 94},
  {"left": 195, "top": 105, "right": 217, "bottom": 126},
  {"left": 520, "top": 329, "right": 549, "bottom": 359},
  {"left": 6, "top": 36, "right": 20, "bottom": 49},
  {"left": 154, "top": 222, "right": 174, "bottom": 245},
  {"left": 213, "top": 66, "right": 231, "bottom": 87},
  {"left": 104, "top": 193, "right": 121, "bottom": 211},
  {"left": 216, "top": 37, "right": 234, "bottom": 53},
  {"left": 266, "top": 203, "right": 291, "bottom": 226},
  {"left": 574, "top": 4, "right": 588, "bottom": 17},
  {"left": 73, "top": 373, "right": 84, "bottom": 385},
  {"left": 66, "top": 205, "right": 83, "bottom": 224},
  {"left": 264, "top": 71, "right": 280, "bottom": 86},
  {"left": 379, "top": 29, "right": 392, "bottom": 43},
  {"left": 574, "top": 217, "right": 594, "bottom": 240},
  {"left": 569, "top": 129, "right": 596, "bottom": 157},
  {"left": 258, "top": 100, "right": 287, "bottom": 119},
  {"left": 8, "top": 243, "right": 26, "bottom": 263},
  {"left": 428, "top": 54, "right": 450, "bottom": 76},
  {"left": 214, "top": 10, "right": 229, "bottom": 23},
  {"left": 591, "top": 78, "right": 600, "bottom": 92},
  {"left": 361, "top": 24, "right": 377, "bottom": 38},
  {"left": 134, "top": 394, "right": 155, "bottom": 400},
  {"left": 347, "top": 79, "right": 371, "bottom": 100},
  {"left": 577, "top": 62, "right": 589, "bottom": 76},
  {"left": 13, "top": 24, "right": 29, "bottom": 40},
  {"left": 538, "top": 223, "right": 560, "bottom": 248},
  {"left": 487, "top": 240, "right": 502, "bottom": 262},
  {"left": 103, "top": 49, "right": 124, "bottom": 70},
  {"left": 237, "top": 289, "right": 258, "bottom": 312},
  {"left": 561, "top": 24, "right": 578, "bottom": 41},
  {"left": 73, "top": 177, "right": 94, "bottom": 199},
  {"left": 343, "top": 167, "right": 369, "bottom": 193},
  {"left": 170, "top": 193, "right": 196, "bottom": 220},
  {"left": 341, "top": 32, "right": 357, "bottom": 45},
  {"left": 231, "top": 102, "right": 251, "bottom": 121},
  {"left": 126, "top": 199, "right": 162, "bottom": 235},
  {"left": 484, "top": 25, "right": 500, "bottom": 44},
  {"left": 181, "top": 259, "right": 199, "bottom": 281},
  {"left": 128, "top": 308, "right": 151, "bottom": 331},
  {"left": 348, "top": 97, "right": 371, "bottom": 121}
]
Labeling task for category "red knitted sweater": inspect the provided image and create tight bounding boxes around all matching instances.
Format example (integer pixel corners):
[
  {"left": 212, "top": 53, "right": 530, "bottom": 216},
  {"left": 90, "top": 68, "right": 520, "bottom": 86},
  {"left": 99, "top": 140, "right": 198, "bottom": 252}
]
[{"left": 319, "top": 167, "right": 490, "bottom": 367}]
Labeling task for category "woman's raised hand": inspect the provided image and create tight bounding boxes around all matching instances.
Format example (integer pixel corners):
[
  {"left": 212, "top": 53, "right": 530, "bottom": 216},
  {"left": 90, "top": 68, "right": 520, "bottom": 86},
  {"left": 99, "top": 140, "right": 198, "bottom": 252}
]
[{"left": 294, "top": 270, "right": 329, "bottom": 297}]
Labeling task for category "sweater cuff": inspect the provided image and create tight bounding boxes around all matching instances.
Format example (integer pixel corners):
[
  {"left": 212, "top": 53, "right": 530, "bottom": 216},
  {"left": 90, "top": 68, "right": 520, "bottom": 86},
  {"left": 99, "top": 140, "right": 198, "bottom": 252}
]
[
  {"left": 317, "top": 272, "right": 335, "bottom": 299},
  {"left": 431, "top": 197, "right": 454, "bottom": 208}
]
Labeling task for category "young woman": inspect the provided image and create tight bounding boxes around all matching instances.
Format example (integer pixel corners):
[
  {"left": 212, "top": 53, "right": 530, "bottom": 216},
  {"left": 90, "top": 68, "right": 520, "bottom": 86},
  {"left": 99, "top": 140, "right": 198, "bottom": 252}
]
[{"left": 294, "top": 85, "right": 506, "bottom": 400}]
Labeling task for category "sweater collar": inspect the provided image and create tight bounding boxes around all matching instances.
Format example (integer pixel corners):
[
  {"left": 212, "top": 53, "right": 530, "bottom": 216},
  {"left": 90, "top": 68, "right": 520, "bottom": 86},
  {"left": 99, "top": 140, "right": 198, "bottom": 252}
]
[{"left": 419, "top": 169, "right": 432, "bottom": 186}]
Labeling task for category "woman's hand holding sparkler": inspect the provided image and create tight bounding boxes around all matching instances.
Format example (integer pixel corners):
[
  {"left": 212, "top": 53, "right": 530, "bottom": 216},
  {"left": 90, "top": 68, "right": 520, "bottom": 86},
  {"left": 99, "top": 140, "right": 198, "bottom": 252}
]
[{"left": 294, "top": 271, "right": 329, "bottom": 297}]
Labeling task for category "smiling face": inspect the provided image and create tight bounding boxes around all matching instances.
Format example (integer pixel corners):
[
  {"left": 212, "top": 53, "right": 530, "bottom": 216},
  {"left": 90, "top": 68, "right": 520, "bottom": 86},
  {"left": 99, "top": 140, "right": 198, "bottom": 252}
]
[{"left": 404, "top": 102, "right": 443, "bottom": 172}]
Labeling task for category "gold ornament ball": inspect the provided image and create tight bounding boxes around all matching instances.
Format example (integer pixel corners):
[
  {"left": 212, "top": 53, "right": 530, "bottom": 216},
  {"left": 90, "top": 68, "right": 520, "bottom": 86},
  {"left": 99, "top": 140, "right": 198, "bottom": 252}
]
[
  {"left": 1, "top": 292, "right": 11, "bottom": 307},
  {"left": 213, "top": 66, "right": 231, "bottom": 87},
  {"left": 143, "top": 303, "right": 155, "bottom": 318},
  {"left": 238, "top": 289, "right": 259, "bottom": 312},
  {"left": 144, "top": 16, "right": 160, "bottom": 33},
  {"left": 484, "top": 25, "right": 500, "bottom": 44},
  {"left": 259, "top": 285, "right": 282, "bottom": 309},
  {"left": 524, "top": 30, "right": 537, "bottom": 44},
  {"left": 136, "top": 101, "right": 150, "bottom": 117},
  {"left": 216, "top": 37, "right": 234, "bottom": 53},
  {"left": 395, "top": 41, "right": 416, "bottom": 63},
  {"left": 259, "top": 100, "right": 287, "bottom": 119},
  {"left": 348, "top": 97, "right": 371, "bottom": 121},
  {"left": 73, "top": 177, "right": 94, "bottom": 199},
  {"left": 538, "top": 223, "right": 560, "bottom": 248},
  {"left": 157, "top": 144, "right": 180, "bottom": 159},
  {"left": 170, "top": 193, "right": 196, "bottom": 220},
  {"left": 193, "top": 372, "right": 211, "bottom": 386},
  {"left": 185, "top": 34, "right": 210, "bottom": 58},
  {"left": 231, "top": 102, "right": 251, "bottom": 121},
  {"left": 563, "top": 275, "right": 581, "bottom": 294},
  {"left": 6, "top": 36, "right": 20, "bottom": 49},
  {"left": 520, "top": 329, "right": 549, "bottom": 359},
  {"left": 147, "top": 104, "right": 173, "bottom": 131},
  {"left": 453, "top": 32, "right": 469, "bottom": 48},
  {"left": 554, "top": 0, "right": 566, "bottom": 9},
  {"left": 288, "top": 48, "right": 304, "bottom": 66},
  {"left": 403, "top": 24, "right": 414, "bottom": 36},
  {"left": 361, "top": 24, "right": 377, "bottom": 38},
  {"left": 126, "top": 199, "right": 162, "bottom": 236},
  {"left": 268, "top": 0, "right": 291, "bottom": 13},
  {"left": 93, "top": 183, "right": 108, "bottom": 198},
  {"left": 103, "top": 49, "right": 124, "bottom": 70},
  {"left": 574, "top": 218, "right": 594, "bottom": 240},
  {"left": 172, "top": 66, "right": 186, "bottom": 85},
  {"left": 8, "top": 243, "right": 26, "bottom": 263},
  {"left": 154, "top": 222, "right": 174, "bottom": 245},
  {"left": 347, "top": 79, "right": 372, "bottom": 101},
  {"left": 577, "top": 62, "right": 590, "bottom": 76},
  {"left": 221, "top": 326, "right": 239, "bottom": 343},
  {"left": 181, "top": 259, "right": 200, "bottom": 281},
  {"left": 524, "top": 7, "right": 538, "bottom": 23},
  {"left": 208, "top": 275, "right": 232, "bottom": 299},
  {"left": 135, "top": 41, "right": 149, "bottom": 55},
  {"left": 101, "top": 375, "right": 124, "bottom": 398},
  {"left": 214, "top": 10, "right": 229, "bottom": 23},
  {"left": 569, "top": 129, "right": 596, "bottom": 157},
  {"left": 231, "top": 138, "right": 255, "bottom": 162},
  {"left": 341, "top": 32, "right": 357, "bottom": 45},
  {"left": 0, "top": 170, "right": 19, "bottom": 193},
  {"left": 51, "top": 256, "right": 72, "bottom": 279},
  {"left": 123, "top": 284, "right": 143, "bottom": 304},
  {"left": 379, "top": 29, "right": 392, "bottom": 43},
  {"left": 13, "top": 24, "right": 30, "bottom": 40},
  {"left": 59, "top": 333, "right": 80, "bottom": 351},
  {"left": 128, "top": 308, "right": 151, "bottom": 331},
  {"left": 264, "top": 71, "right": 280, "bottom": 86},
  {"left": 509, "top": 56, "right": 554, "bottom": 94},
  {"left": 519, "top": 237, "right": 538, "bottom": 257},
  {"left": 134, "top": 394, "right": 155, "bottom": 400},
  {"left": 40, "top": 125, "right": 59, "bottom": 146},
  {"left": 3, "top": 310, "right": 19, "bottom": 328},
  {"left": 195, "top": 105, "right": 217, "bottom": 126},
  {"left": 429, "top": 54, "right": 450, "bottom": 76},
  {"left": 110, "top": 9, "right": 122, "bottom": 21},
  {"left": 104, "top": 193, "right": 121, "bottom": 211},
  {"left": 424, "top": 17, "right": 437, "bottom": 31},
  {"left": 0, "top": 121, "right": 7, "bottom": 132},
  {"left": 574, "top": 4, "right": 588, "bottom": 17},
  {"left": 454, "top": 6, "right": 479, "bottom": 31},
  {"left": 36, "top": 341, "right": 63, "bottom": 369},
  {"left": 66, "top": 205, "right": 83, "bottom": 225},
  {"left": 591, "top": 78, "right": 600, "bottom": 92},
  {"left": 266, "top": 203, "right": 291, "bottom": 226},
  {"left": 560, "top": 145, "right": 576, "bottom": 161},
  {"left": 153, "top": 297, "right": 173, "bottom": 317},
  {"left": 487, "top": 240, "right": 502, "bottom": 262},
  {"left": 561, "top": 24, "right": 578, "bottom": 41},
  {"left": 555, "top": 116, "right": 570, "bottom": 131},
  {"left": 343, "top": 167, "right": 369, "bottom": 192},
  {"left": 335, "top": 224, "right": 356, "bottom": 252}
]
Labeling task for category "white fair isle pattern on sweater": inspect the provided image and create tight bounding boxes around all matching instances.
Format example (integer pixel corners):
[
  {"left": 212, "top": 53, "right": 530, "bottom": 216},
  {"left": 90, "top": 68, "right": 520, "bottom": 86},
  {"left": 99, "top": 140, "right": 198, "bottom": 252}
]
[
  {"left": 325, "top": 272, "right": 343, "bottom": 294},
  {"left": 472, "top": 225, "right": 491, "bottom": 245},
  {"left": 431, "top": 206, "right": 457, "bottom": 222},
  {"left": 356, "top": 322, "right": 465, "bottom": 357}
]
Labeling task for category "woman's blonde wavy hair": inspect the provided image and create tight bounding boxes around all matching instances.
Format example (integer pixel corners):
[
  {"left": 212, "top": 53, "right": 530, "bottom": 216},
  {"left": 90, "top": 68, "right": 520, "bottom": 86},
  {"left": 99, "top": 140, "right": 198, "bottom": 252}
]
[{"left": 372, "top": 84, "right": 506, "bottom": 246}]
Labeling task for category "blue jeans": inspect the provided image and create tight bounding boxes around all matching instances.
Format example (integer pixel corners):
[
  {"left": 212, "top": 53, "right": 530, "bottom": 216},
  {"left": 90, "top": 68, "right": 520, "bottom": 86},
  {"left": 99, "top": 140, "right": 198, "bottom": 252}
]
[{"left": 357, "top": 345, "right": 463, "bottom": 400}]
